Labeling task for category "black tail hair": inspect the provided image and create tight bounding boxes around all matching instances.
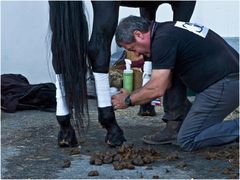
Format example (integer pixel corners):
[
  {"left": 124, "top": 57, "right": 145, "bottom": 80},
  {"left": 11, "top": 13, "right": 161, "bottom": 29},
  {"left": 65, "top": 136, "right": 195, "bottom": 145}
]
[{"left": 49, "top": 1, "right": 89, "bottom": 135}]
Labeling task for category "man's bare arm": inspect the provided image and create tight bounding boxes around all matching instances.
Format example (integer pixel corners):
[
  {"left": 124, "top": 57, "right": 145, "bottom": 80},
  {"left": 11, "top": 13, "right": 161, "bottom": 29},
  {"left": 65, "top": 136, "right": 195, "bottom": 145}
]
[{"left": 130, "top": 69, "right": 171, "bottom": 105}]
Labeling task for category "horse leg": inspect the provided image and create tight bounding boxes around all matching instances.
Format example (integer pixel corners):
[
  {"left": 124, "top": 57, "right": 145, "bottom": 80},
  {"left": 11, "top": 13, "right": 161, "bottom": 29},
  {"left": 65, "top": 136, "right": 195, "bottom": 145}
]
[
  {"left": 53, "top": 67, "right": 78, "bottom": 147},
  {"left": 88, "top": 2, "right": 125, "bottom": 146},
  {"left": 170, "top": 1, "right": 196, "bottom": 21},
  {"left": 49, "top": 1, "right": 90, "bottom": 147},
  {"left": 137, "top": 6, "right": 159, "bottom": 116},
  {"left": 140, "top": 4, "right": 159, "bottom": 20}
]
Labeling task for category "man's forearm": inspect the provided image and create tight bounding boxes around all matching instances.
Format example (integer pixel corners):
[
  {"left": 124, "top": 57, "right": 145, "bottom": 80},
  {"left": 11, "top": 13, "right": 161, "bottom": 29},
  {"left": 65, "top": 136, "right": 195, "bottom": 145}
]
[
  {"left": 130, "top": 69, "right": 171, "bottom": 106},
  {"left": 130, "top": 81, "right": 164, "bottom": 105}
]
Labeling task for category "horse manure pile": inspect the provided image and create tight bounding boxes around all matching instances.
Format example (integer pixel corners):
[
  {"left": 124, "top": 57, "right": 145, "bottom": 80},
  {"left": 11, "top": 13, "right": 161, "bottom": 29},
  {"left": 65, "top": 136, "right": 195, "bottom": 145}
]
[
  {"left": 201, "top": 143, "right": 239, "bottom": 177},
  {"left": 88, "top": 170, "right": 99, "bottom": 176},
  {"left": 69, "top": 147, "right": 81, "bottom": 155},
  {"left": 165, "top": 152, "right": 179, "bottom": 161},
  {"left": 202, "top": 144, "right": 239, "bottom": 167},
  {"left": 152, "top": 175, "right": 160, "bottom": 179},
  {"left": 204, "top": 144, "right": 239, "bottom": 165},
  {"left": 90, "top": 144, "right": 161, "bottom": 170},
  {"left": 62, "top": 159, "right": 71, "bottom": 168}
]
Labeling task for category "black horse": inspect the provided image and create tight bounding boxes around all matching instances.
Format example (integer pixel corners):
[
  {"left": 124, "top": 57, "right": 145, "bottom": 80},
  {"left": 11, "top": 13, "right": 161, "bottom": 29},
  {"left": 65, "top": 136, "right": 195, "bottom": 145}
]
[{"left": 49, "top": 1, "right": 196, "bottom": 147}]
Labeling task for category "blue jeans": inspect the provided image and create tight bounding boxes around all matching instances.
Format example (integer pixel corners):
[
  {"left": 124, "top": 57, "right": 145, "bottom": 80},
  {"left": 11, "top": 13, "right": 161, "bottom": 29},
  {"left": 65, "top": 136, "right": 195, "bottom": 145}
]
[{"left": 177, "top": 73, "right": 239, "bottom": 151}]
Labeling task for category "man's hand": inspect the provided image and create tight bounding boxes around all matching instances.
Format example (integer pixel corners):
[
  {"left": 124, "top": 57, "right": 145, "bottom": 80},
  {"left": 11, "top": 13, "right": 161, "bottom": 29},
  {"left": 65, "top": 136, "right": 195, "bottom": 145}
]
[{"left": 111, "top": 88, "right": 129, "bottom": 110}]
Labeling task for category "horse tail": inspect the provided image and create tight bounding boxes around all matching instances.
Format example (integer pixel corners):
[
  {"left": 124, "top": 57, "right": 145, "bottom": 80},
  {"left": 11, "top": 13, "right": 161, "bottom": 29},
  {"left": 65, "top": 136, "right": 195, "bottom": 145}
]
[{"left": 49, "top": 1, "right": 89, "bottom": 135}]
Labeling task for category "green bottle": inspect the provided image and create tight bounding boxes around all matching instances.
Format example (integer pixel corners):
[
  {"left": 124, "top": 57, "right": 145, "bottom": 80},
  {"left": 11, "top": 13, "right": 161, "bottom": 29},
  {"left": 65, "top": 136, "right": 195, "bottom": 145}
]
[{"left": 123, "top": 59, "right": 133, "bottom": 93}]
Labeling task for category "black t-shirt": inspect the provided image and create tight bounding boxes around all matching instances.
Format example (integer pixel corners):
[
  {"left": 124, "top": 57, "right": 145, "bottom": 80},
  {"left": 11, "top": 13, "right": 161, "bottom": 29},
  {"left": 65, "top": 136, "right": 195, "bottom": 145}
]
[{"left": 150, "top": 21, "right": 239, "bottom": 92}]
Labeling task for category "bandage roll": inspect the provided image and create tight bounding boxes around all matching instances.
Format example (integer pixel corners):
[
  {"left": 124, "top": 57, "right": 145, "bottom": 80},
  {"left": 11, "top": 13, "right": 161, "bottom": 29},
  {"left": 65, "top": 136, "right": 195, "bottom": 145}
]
[{"left": 142, "top": 61, "right": 152, "bottom": 86}]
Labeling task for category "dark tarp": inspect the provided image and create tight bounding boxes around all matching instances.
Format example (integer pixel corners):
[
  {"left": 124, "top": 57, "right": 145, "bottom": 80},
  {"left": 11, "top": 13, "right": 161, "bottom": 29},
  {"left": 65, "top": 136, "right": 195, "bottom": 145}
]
[{"left": 1, "top": 74, "right": 56, "bottom": 113}]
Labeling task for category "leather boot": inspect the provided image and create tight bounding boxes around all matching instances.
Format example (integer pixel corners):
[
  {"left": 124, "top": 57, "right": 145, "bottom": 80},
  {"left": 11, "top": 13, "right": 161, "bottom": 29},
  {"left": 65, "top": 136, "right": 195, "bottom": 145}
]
[{"left": 142, "top": 120, "right": 182, "bottom": 145}]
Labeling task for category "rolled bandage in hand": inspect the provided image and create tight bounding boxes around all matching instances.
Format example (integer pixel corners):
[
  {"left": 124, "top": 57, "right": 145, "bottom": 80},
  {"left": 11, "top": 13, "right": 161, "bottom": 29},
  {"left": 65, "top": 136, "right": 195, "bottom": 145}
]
[
  {"left": 151, "top": 98, "right": 161, "bottom": 106},
  {"left": 110, "top": 87, "right": 120, "bottom": 97}
]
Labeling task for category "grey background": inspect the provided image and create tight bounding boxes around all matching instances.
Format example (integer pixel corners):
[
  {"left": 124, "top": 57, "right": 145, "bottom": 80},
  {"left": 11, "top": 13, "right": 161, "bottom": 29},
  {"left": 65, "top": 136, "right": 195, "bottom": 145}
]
[{"left": 1, "top": 1, "right": 239, "bottom": 83}]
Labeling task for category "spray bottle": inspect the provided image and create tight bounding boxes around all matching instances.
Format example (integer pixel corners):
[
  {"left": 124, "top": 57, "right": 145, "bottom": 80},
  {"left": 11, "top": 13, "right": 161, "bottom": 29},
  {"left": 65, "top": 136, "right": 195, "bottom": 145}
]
[{"left": 123, "top": 59, "right": 133, "bottom": 93}]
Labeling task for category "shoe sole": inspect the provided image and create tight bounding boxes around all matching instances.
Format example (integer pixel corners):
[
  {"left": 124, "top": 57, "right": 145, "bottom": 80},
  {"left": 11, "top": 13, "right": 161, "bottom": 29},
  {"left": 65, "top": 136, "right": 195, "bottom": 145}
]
[{"left": 141, "top": 137, "right": 175, "bottom": 145}]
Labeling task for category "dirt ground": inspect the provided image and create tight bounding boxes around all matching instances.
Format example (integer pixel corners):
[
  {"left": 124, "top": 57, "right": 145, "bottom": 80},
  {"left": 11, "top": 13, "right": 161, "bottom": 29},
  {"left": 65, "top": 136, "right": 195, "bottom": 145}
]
[{"left": 1, "top": 98, "right": 239, "bottom": 179}]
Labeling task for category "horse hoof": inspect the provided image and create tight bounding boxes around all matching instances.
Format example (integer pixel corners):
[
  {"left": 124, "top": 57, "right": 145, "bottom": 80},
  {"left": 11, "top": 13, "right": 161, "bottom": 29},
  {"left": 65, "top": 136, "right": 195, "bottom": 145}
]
[
  {"left": 105, "top": 124, "right": 126, "bottom": 147},
  {"left": 138, "top": 104, "right": 156, "bottom": 116},
  {"left": 58, "top": 126, "right": 78, "bottom": 148}
]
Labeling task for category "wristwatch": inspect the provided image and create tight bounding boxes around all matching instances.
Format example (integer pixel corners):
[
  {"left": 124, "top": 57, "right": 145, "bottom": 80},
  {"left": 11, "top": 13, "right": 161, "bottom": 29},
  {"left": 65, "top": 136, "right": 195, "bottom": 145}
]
[{"left": 124, "top": 95, "right": 133, "bottom": 107}]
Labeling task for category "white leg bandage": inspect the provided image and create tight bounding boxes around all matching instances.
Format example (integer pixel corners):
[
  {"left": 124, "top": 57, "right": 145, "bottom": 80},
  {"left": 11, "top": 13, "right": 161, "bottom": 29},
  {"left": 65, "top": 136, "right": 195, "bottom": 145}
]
[
  {"left": 142, "top": 61, "right": 152, "bottom": 86},
  {"left": 55, "top": 74, "right": 69, "bottom": 116},
  {"left": 93, "top": 72, "right": 112, "bottom": 108}
]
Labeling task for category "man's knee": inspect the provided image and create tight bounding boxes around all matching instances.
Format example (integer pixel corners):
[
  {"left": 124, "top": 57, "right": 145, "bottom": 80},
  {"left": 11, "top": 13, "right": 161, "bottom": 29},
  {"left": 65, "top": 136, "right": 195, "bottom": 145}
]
[{"left": 177, "top": 133, "right": 196, "bottom": 151}]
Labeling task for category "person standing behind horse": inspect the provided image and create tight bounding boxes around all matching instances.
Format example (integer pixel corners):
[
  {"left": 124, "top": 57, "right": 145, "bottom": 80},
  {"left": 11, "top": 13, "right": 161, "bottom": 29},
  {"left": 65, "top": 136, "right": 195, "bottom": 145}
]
[{"left": 111, "top": 15, "right": 239, "bottom": 151}]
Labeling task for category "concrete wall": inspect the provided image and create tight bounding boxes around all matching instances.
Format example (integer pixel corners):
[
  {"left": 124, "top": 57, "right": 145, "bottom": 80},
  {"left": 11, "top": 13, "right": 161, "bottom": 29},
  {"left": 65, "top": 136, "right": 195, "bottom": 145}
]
[
  {"left": 1, "top": 1, "right": 239, "bottom": 83},
  {"left": 1, "top": 1, "right": 53, "bottom": 83}
]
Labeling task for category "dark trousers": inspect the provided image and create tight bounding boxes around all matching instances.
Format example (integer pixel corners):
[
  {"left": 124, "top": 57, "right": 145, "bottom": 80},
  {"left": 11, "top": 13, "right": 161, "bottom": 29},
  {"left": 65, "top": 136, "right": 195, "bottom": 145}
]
[
  {"left": 163, "top": 73, "right": 239, "bottom": 151},
  {"left": 177, "top": 73, "right": 239, "bottom": 151},
  {"left": 163, "top": 75, "right": 191, "bottom": 122}
]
